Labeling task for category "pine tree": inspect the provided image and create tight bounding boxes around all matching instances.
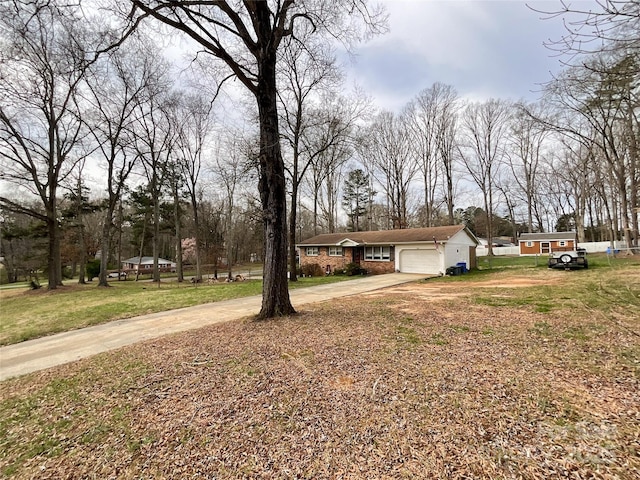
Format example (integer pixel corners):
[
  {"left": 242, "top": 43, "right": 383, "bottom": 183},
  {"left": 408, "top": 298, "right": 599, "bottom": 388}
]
[{"left": 342, "top": 169, "right": 375, "bottom": 232}]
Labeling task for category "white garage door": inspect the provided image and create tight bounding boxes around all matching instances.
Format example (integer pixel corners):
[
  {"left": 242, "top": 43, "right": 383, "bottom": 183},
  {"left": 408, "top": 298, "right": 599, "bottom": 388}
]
[{"left": 399, "top": 249, "right": 441, "bottom": 274}]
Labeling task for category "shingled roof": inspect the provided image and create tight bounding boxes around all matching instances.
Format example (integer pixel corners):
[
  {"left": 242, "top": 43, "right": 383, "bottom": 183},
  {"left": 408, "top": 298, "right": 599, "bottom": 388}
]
[
  {"left": 518, "top": 232, "right": 577, "bottom": 242},
  {"left": 298, "top": 225, "right": 474, "bottom": 246}
]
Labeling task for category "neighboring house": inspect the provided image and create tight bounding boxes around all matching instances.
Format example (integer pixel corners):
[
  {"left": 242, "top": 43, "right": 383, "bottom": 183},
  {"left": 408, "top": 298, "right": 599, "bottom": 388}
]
[
  {"left": 297, "top": 225, "right": 479, "bottom": 276},
  {"left": 122, "top": 256, "right": 177, "bottom": 273},
  {"left": 477, "top": 237, "right": 514, "bottom": 247},
  {"left": 518, "top": 232, "right": 577, "bottom": 256}
]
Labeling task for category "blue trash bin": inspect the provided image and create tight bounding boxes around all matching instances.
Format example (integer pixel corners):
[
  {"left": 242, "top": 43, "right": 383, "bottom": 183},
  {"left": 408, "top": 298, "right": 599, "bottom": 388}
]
[{"left": 456, "top": 262, "right": 467, "bottom": 273}]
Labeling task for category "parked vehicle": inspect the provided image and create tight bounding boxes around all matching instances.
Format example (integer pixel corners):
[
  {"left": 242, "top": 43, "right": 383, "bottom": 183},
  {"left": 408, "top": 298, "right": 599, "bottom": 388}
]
[
  {"left": 107, "top": 271, "right": 128, "bottom": 279},
  {"left": 548, "top": 248, "right": 588, "bottom": 269}
]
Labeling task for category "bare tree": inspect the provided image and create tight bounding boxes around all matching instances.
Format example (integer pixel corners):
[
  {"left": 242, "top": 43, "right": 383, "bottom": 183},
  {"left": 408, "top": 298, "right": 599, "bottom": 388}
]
[
  {"left": 434, "top": 86, "right": 461, "bottom": 225},
  {"left": 459, "top": 99, "right": 511, "bottom": 255},
  {"left": 537, "top": 1, "right": 639, "bottom": 248},
  {"left": 0, "top": 1, "right": 99, "bottom": 289},
  {"left": 304, "top": 95, "right": 367, "bottom": 234},
  {"left": 404, "top": 90, "right": 439, "bottom": 227},
  {"left": 124, "top": 0, "right": 386, "bottom": 318},
  {"left": 555, "top": 136, "right": 597, "bottom": 241},
  {"left": 405, "top": 83, "right": 459, "bottom": 226},
  {"left": 507, "top": 101, "right": 550, "bottom": 233},
  {"left": 84, "top": 39, "right": 166, "bottom": 286},
  {"left": 544, "top": 54, "right": 638, "bottom": 248},
  {"left": 211, "top": 135, "right": 250, "bottom": 281},
  {"left": 278, "top": 26, "right": 340, "bottom": 280},
  {"left": 306, "top": 135, "right": 350, "bottom": 234},
  {"left": 174, "top": 93, "right": 215, "bottom": 282},
  {"left": 133, "top": 82, "right": 176, "bottom": 282},
  {"left": 362, "top": 111, "right": 418, "bottom": 229},
  {"left": 69, "top": 161, "right": 90, "bottom": 285},
  {"left": 537, "top": 1, "right": 640, "bottom": 61}
]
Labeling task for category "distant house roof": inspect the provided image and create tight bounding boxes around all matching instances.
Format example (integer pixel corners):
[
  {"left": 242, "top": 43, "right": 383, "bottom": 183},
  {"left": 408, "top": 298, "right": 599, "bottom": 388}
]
[
  {"left": 518, "top": 232, "right": 577, "bottom": 242},
  {"left": 122, "top": 256, "right": 175, "bottom": 266},
  {"left": 298, "top": 225, "right": 477, "bottom": 246},
  {"left": 477, "top": 237, "right": 515, "bottom": 247}
]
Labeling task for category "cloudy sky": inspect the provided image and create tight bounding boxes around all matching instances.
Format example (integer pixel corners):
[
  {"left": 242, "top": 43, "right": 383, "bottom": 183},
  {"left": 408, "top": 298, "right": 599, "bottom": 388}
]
[{"left": 341, "top": 0, "right": 579, "bottom": 111}]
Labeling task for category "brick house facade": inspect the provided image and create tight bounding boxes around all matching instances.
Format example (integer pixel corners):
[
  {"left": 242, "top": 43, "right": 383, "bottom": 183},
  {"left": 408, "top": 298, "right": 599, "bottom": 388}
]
[{"left": 301, "top": 245, "right": 396, "bottom": 275}]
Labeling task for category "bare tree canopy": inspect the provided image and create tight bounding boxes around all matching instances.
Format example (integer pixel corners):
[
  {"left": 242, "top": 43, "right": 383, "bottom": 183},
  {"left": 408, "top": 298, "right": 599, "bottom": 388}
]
[
  {"left": 536, "top": 0, "right": 640, "bottom": 61},
  {"left": 122, "top": 0, "right": 386, "bottom": 318},
  {"left": 0, "top": 1, "right": 96, "bottom": 289},
  {"left": 362, "top": 110, "right": 418, "bottom": 230},
  {"left": 404, "top": 82, "right": 460, "bottom": 226},
  {"left": 459, "top": 99, "right": 511, "bottom": 255}
]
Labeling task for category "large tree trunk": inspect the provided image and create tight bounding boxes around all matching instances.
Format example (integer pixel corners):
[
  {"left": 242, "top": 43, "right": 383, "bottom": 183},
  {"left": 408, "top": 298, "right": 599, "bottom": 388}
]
[{"left": 256, "top": 56, "right": 295, "bottom": 319}]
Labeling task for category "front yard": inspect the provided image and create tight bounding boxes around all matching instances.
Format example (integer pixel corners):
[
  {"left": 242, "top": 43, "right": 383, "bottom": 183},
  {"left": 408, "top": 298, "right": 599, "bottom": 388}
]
[
  {"left": 0, "top": 275, "right": 349, "bottom": 346},
  {"left": 1, "top": 258, "right": 638, "bottom": 478}
]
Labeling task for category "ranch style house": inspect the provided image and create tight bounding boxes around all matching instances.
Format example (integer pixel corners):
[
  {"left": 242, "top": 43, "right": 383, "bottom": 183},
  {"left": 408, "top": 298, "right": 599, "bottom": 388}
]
[
  {"left": 121, "top": 256, "right": 177, "bottom": 273},
  {"left": 298, "top": 225, "right": 479, "bottom": 276}
]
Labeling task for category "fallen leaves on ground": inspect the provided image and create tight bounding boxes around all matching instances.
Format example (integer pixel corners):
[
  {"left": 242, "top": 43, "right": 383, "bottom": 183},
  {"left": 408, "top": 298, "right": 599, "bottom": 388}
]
[{"left": 1, "top": 285, "right": 638, "bottom": 479}]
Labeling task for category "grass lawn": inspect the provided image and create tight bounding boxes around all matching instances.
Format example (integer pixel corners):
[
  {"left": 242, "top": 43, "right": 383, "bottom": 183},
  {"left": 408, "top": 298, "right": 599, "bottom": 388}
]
[
  {"left": 0, "top": 275, "right": 350, "bottom": 346},
  {"left": 0, "top": 257, "right": 638, "bottom": 478},
  {"left": 476, "top": 252, "right": 631, "bottom": 270}
]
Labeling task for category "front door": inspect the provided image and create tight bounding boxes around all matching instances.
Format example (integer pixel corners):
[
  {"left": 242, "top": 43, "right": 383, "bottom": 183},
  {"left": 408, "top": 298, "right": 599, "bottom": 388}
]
[
  {"left": 541, "top": 242, "right": 550, "bottom": 254},
  {"left": 352, "top": 248, "right": 361, "bottom": 264}
]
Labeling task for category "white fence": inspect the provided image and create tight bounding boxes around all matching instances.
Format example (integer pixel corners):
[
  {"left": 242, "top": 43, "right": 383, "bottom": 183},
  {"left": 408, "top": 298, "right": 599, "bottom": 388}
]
[
  {"left": 477, "top": 241, "right": 630, "bottom": 257},
  {"left": 577, "top": 241, "right": 628, "bottom": 253},
  {"left": 476, "top": 246, "right": 519, "bottom": 257}
]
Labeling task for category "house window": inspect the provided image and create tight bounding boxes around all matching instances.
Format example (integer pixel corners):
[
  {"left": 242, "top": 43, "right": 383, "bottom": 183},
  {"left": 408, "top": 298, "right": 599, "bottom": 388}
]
[
  {"left": 526, "top": 241, "right": 533, "bottom": 247},
  {"left": 328, "top": 247, "right": 343, "bottom": 256},
  {"left": 306, "top": 247, "right": 319, "bottom": 256},
  {"left": 364, "top": 246, "right": 390, "bottom": 261}
]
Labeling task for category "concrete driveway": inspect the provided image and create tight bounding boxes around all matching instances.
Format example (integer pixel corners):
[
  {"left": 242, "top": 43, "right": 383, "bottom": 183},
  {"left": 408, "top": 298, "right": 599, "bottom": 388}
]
[{"left": 0, "top": 273, "right": 427, "bottom": 381}]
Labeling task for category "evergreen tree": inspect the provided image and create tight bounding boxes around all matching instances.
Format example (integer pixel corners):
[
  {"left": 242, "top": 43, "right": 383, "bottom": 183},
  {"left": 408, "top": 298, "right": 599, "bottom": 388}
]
[{"left": 342, "top": 169, "right": 375, "bottom": 232}]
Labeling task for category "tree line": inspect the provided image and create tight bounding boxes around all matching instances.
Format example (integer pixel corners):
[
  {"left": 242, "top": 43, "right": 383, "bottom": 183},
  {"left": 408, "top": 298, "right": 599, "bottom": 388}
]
[{"left": 1, "top": 1, "right": 638, "bottom": 315}]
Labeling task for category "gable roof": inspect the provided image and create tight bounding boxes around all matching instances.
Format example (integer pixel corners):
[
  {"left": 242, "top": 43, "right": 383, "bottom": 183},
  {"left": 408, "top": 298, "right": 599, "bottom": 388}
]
[
  {"left": 298, "top": 225, "right": 476, "bottom": 246},
  {"left": 518, "top": 232, "right": 577, "bottom": 242},
  {"left": 122, "top": 256, "right": 175, "bottom": 265}
]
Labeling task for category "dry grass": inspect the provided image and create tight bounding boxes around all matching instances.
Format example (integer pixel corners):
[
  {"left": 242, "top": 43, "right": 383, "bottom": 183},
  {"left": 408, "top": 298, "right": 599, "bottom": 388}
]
[
  {"left": 0, "top": 276, "right": 349, "bottom": 346},
  {"left": 1, "top": 269, "right": 639, "bottom": 479}
]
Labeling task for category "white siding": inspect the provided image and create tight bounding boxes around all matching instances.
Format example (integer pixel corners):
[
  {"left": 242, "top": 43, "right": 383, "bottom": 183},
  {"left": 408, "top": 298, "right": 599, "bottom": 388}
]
[{"left": 443, "top": 231, "right": 477, "bottom": 271}]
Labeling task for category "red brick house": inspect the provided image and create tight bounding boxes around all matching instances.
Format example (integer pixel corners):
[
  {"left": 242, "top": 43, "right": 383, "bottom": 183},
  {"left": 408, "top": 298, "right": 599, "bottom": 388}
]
[
  {"left": 297, "top": 225, "right": 479, "bottom": 276},
  {"left": 518, "top": 232, "right": 578, "bottom": 256}
]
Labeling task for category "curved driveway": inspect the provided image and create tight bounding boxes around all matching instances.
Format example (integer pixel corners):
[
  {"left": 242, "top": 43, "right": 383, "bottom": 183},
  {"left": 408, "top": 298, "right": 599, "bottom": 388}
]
[{"left": 0, "top": 273, "right": 426, "bottom": 381}]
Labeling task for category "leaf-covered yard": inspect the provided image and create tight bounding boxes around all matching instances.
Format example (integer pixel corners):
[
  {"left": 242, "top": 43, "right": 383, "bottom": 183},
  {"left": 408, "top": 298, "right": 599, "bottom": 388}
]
[{"left": 1, "top": 268, "right": 639, "bottom": 479}]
